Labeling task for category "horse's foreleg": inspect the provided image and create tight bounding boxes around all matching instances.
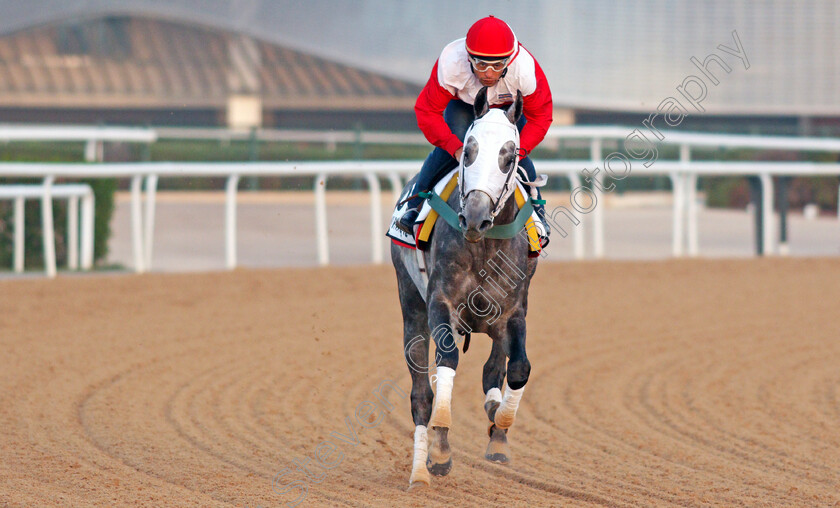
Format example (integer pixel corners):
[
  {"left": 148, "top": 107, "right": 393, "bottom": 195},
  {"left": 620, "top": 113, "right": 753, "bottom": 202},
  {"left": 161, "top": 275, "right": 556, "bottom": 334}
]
[
  {"left": 482, "top": 339, "right": 507, "bottom": 418},
  {"left": 404, "top": 331, "right": 433, "bottom": 489},
  {"left": 426, "top": 299, "right": 458, "bottom": 476},
  {"left": 426, "top": 365, "right": 454, "bottom": 476},
  {"left": 396, "top": 255, "right": 434, "bottom": 490},
  {"left": 494, "top": 314, "right": 530, "bottom": 430},
  {"left": 429, "top": 363, "right": 456, "bottom": 429},
  {"left": 494, "top": 382, "right": 525, "bottom": 429},
  {"left": 409, "top": 425, "right": 429, "bottom": 490},
  {"left": 482, "top": 340, "right": 510, "bottom": 462}
]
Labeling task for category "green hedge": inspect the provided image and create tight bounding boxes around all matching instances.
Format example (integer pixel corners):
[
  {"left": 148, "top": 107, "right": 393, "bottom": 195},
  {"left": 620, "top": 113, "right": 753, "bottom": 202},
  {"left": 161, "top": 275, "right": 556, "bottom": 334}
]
[
  {"left": 0, "top": 141, "right": 118, "bottom": 271},
  {"left": 0, "top": 178, "right": 116, "bottom": 271}
]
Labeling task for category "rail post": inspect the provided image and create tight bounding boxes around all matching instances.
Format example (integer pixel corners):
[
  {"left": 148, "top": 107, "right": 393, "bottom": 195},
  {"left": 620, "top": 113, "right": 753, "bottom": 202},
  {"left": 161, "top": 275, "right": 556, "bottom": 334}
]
[
  {"left": 13, "top": 196, "right": 24, "bottom": 272},
  {"left": 315, "top": 173, "right": 329, "bottom": 266},
  {"left": 682, "top": 145, "right": 699, "bottom": 256},
  {"left": 567, "top": 171, "right": 585, "bottom": 259},
  {"left": 590, "top": 138, "right": 604, "bottom": 258},
  {"left": 130, "top": 175, "right": 145, "bottom": 272},
  {"left": 364, "top": 172, "right": 383, "bottom": 264},
  {"left": 80, "top": 190, "right": 94, "bottom": 270},
  {"left": 760, "top": 173, "right": 775, "bottom": 255},
  {"left": 225, "top": 174, "right": 241, "bottom": 269},
  {"left": 67, "top": 196, "right": 79, "bottom": 270},
  {"left": 41, "top": 176, "right": 57, "bottom": 278},
  {"left": 670, "top": 172, "right": 685, "bottom": 257},
  {"left": 144, "top": 174, "right": 159, "bottom": 270}
]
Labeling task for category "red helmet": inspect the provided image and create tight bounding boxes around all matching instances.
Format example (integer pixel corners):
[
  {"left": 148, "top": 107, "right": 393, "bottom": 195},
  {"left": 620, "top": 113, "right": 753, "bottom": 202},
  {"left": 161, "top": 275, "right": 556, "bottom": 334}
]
[{"left": 465, "top": 15, "right": 517, "bottom": 58}]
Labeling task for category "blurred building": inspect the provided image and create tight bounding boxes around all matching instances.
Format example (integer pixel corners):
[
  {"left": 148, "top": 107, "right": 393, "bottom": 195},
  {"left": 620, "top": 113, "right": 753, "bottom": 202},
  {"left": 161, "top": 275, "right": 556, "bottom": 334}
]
[
  {"left": 0, "top": 15, "right": 420, "bottom": 129},
  {"left": 0, "top": 0, "right": 836, "bottom": 134}
]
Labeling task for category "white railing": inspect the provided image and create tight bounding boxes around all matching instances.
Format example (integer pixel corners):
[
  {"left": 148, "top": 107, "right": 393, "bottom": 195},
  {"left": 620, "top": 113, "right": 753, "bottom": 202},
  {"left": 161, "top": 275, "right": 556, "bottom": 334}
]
[
  {"left": 543, "top": 126, "right": 840, "bottom": 258},
  {"left": 0, "top": 124, "right": 157, "bottom": 161},
  {"left": 547, "top": 125, "right": 840, "bottom": 151},
  {"left": 0, "top": 162, "right": 420, "bottom": 274},
  {"left": 155, "top": 124, "right": 840, "bottom": 152},
  {"left": 0, "top": 125, "right": 154, "bottom": 276},
  {"left": 154, "top": 126, "right": 427, "bottom": 150},
  {"left": 0, "top": 183, "right": 95, "bottom": 277},
  {"left": 151, "top": 125, "right": 840, "bottom": 258},
  {"left": 1, "top": 158, "right": 840, "bottom": 275},
  {"left": 0, "top": 126, "right": 839, "bottom": 276},
  {"left": 539, "top": 160, "right": 840, "bottom": 258}
]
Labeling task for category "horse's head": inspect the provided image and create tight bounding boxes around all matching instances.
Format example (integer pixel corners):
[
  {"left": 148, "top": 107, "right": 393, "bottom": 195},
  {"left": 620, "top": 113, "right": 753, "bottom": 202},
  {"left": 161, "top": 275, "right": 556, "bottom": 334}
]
[{"left": 457, "top": 86, "right": 523, "bottom": 243}]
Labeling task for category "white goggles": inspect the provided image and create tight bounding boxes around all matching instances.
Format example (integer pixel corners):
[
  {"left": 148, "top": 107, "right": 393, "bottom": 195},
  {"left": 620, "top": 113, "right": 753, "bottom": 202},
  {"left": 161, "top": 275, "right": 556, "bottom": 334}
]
[{"left": 468, "top": 55, "right": 509, "bottom": 72}]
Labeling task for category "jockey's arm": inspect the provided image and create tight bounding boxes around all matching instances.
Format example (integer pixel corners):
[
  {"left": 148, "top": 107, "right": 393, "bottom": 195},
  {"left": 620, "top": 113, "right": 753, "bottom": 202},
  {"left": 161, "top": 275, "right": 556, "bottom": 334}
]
[
  {"left": 415, "top": 62, "right": 464, "bottom": 158},
  {"left": 519, "top": 59, "right": 553, "bottom": 155}
]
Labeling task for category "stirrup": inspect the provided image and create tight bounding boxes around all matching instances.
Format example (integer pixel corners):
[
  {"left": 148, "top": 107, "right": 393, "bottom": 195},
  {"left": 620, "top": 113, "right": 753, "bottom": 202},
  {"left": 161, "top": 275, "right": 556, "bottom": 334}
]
[
  {"left": 534, "top": 214, "right": 550, "bottom": 248},
  {"left": 396, "top": 207, "right": 420, "bottom": 235}
]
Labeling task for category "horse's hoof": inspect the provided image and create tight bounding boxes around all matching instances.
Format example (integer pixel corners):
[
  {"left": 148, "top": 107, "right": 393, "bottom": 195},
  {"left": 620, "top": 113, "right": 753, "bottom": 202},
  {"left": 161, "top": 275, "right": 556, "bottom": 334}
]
[
  {"left": 485, "top": 424, "right": 510, "bottom": 464},
  {"left": 426, "top": 426, "right": 451, "bottom": 476},
  {"left": 408, "top": 479, "right": 429, "bottom": 491},
  {"left": 409, "top": 466, "right": 431, "bottom": 488},
  {"left": 485, "top": 452, "right": 510, "bottom": 463},
  {"left": 426, "top": 457, "right": 453, "bottom": 476}
]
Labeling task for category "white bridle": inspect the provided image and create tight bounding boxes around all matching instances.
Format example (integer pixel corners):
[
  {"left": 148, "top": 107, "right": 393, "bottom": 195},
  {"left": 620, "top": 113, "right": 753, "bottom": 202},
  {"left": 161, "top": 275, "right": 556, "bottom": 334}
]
[{"left": 458, "top": 109, "right": 522, "bottom": 219}]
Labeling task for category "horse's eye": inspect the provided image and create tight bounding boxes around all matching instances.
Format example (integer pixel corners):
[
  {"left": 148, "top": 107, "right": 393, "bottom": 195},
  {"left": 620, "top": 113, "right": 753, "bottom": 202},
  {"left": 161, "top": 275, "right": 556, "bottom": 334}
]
[
  {"left": 498, "top": 141, "right": 517, "bottom": 173},
  {"left": 463, "top": 136, "right": 479, "bottom": 167}
]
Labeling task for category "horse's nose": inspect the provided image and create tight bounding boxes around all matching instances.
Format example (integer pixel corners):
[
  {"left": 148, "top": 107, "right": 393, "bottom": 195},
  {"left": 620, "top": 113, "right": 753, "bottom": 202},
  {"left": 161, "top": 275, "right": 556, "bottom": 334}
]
[
  {"left": 458, "top": 213, "right": 468, "bottom": 231},
  {"left": 459, "top": 213, "right": 488, "bottom": 232},
  {"left": 459, "top": 213, "right": 492, "bottom": 243},
  {"left": 460, "top": 191, "right": 494, "bottom": 242}
]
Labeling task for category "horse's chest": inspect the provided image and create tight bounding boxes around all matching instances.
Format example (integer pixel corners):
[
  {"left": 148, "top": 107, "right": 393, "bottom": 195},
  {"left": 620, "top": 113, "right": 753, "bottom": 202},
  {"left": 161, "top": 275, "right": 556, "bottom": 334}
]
[{"left": 429, "top": 268, "right": 526, "bottom": 335}]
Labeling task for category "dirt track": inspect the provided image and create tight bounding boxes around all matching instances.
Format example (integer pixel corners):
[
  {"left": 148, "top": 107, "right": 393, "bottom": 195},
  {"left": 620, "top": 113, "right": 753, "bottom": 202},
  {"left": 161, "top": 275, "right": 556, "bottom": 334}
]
[{"left": 2, "top": 259, "right": 840, "bottom": 507}]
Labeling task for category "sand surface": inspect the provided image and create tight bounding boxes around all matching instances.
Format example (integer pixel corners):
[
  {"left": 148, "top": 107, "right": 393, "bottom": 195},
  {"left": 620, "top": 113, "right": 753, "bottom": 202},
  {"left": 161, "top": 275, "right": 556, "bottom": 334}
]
[{"left": 2, "top": 259, "right": 839, "bottom": 507}]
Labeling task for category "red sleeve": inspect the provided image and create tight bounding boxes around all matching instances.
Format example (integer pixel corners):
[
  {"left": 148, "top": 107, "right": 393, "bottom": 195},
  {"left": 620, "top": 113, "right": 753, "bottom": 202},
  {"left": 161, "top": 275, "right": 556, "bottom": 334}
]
[
  {"left": 519, "top": 58, "right": 553, "bottom": 155},
  {"left": 414, "top": 61, "right": 462, "bottom": 157}
]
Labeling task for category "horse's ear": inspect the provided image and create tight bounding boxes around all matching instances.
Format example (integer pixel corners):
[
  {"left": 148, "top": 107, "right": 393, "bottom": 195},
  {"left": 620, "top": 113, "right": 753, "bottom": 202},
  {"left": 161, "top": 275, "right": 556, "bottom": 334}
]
[
  {"left": 474, "top": 87, "right": 490, "bottom": 118},
  {"left": 505, "top": 90, "right": 523, "bottom": 125}
]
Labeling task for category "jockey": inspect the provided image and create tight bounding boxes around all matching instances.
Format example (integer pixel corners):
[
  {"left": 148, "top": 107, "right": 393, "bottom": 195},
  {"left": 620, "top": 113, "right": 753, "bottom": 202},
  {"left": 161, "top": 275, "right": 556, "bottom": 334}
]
[{"left": 396, "top": 15, "right": 553, "bottom": 239}]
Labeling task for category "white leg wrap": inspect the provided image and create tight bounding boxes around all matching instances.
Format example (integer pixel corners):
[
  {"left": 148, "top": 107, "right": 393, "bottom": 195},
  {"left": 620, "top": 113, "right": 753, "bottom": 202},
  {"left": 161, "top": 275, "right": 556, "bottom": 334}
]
[
  {"left": 429, "top": 366, "right": 455, "bottom": 428},
  {"left": 494, "top": 382, "right": 525, "bottom": 429},
  {"left": 485, "top": 387, "right": 502, "bottom": 406},
  {"left": 409, "top": 425, "right": 430, "bottom": 486}
]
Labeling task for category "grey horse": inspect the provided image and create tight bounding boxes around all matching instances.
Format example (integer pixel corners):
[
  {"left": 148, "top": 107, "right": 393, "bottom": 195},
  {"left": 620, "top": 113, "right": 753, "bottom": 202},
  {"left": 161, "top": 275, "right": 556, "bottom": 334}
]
[{"left": 391, "top": 87, "right": 539, "bottom": 489}]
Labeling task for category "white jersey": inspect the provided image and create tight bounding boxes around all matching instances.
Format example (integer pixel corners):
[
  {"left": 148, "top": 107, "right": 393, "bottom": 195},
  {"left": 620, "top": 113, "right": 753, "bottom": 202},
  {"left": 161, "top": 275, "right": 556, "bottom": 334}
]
[{"left": 436, "top": 38, "right": 538, "bottom": 106}]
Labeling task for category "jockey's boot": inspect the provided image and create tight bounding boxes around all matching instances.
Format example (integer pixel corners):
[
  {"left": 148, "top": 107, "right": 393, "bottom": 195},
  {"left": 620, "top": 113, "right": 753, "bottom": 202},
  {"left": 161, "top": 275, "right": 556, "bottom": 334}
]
[{"left": 396, "top": 205, "right": 421, "bottom": 235}]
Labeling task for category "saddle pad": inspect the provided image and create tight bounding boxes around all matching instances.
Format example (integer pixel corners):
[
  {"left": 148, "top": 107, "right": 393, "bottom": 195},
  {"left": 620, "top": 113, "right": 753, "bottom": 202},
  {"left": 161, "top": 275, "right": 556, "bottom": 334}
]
[{"left": 386, "top": 169, "right": 458, "bottom": 248}]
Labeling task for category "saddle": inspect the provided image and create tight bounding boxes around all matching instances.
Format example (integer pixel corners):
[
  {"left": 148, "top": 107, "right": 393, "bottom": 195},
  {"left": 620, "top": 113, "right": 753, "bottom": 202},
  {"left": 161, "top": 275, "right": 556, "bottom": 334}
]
[{"left": 386, "top": 169, "right": 543, "bottom": 257}]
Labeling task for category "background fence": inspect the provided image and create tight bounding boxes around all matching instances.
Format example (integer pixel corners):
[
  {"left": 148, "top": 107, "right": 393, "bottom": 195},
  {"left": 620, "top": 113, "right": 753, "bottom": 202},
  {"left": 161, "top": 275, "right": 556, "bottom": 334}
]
[{"left": 2, "top": 125, "right": 839, "bottom": 277}]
